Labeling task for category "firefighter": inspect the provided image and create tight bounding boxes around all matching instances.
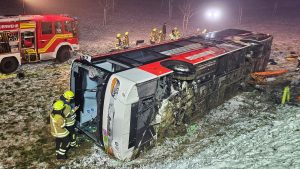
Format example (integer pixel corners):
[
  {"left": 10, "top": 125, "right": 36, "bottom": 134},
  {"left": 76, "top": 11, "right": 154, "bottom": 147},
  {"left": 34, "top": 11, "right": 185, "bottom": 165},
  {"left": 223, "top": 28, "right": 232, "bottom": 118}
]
[
  {"left": 162, "top": 23, "right": 167, "bottom": 41},
  {"left": 169, "top": 27, "right": 181, "bottom": 40},
  {"left": 150, "top": 28, "right": 158, "bottom": 44},
  {"left": 115, "top": 33, "right": 123, "bottom": 50},
  {"left": 123, "top": 32, "right": 129, "bottom": 49},
  {"left": 281, "top": 82, "right": 291, "bottom": 105},
  {"left": 173, "top": 27, "right": 181, "bottom": 39},
  {"left": 50, "top": 100, "right": 70, "bottom": 159},
  {"left": 169, "top": 29, "right": 176, "bottom": 40},
  {"left": 158, "top": 30, "right": 164, "bottom": 43},
  {"left": 296, "top": 55, "right": 300, "bottom": 71},
  {"left": 60, "top": 90, "right": 79, "bottom": 148}
]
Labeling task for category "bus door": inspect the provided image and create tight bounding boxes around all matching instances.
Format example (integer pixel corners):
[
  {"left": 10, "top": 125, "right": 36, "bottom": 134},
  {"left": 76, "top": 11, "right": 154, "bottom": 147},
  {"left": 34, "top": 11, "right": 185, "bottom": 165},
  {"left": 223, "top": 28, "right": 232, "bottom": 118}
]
[
  {"left": 71, "top": 58, "right": 129, "bottom": 145},
  {"left": 38, "top": 21, "right": 54, "bottom": 60}
]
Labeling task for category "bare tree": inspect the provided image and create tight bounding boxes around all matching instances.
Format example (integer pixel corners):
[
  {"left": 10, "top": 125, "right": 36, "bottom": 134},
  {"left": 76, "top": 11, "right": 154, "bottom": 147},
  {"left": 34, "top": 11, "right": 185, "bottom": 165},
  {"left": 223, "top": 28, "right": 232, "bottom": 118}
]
[
  {"left": 99, "top": 0, "right": 118, "bottom": 26},
  {"left": 273, "top": 0, "right": 279, "bottom": 16},
  {"left": 168, "top": 0, "right": 174, "bottom": 19},
  {"left": 237, "top": 0, "right": 243, "bottom": 24},
  {"left": 112, "top": 0, "right": 119, "bottom": 13},
  {"left": 160, "top": 0, "right": 166, "bottom": 10},
  {"left": 179, "top": 0, "right": 197, "bottom": 34}
]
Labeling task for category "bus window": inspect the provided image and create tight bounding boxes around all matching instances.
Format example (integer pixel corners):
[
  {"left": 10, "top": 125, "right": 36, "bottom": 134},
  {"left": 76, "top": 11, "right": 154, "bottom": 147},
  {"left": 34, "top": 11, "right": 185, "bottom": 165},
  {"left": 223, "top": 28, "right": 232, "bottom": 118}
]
[
  {"left": 41, "top": 22, "right": 53, "bottom": 34},
  {"left": 55, "top": 22, "right": 62, "bottom": 34}
]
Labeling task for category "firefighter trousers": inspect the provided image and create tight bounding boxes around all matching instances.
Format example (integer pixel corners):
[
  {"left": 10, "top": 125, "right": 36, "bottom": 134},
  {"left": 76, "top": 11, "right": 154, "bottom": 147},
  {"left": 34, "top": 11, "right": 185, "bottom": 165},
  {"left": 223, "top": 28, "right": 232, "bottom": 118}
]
[
  {"left": 55, "top": 136, "right": 70, "bottom": 159},
  {"left": 66, "top": 125, "right": 77, "bottom": 147}
]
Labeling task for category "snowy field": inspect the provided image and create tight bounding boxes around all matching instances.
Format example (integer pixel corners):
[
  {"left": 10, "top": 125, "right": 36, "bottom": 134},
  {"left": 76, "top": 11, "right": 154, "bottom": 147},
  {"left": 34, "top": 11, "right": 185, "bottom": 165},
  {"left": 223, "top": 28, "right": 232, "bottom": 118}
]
[
  {"left": 1, "top": 0, "right": 300, "bottom": 168},
  {"left": 69, "top": 93, "right": 300, "bottom": 169}
]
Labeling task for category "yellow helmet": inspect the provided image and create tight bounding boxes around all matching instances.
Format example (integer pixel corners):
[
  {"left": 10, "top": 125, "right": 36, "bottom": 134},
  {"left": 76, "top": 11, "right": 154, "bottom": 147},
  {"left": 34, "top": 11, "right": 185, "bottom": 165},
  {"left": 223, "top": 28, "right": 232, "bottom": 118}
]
[
  {"left": 125, "top": 32, "right": 129, "bottom": 35},
  {"left": 117, "top": 33, "right": 121, "bottom": 38},
  {"left": 63, "top": 90, "right": 75, "bottom": 100},
  {"left": 53, "top": 100, "right": 65, "bottom": 111},
  {"left": 153, "top": 28, "right": 157, "bottom": 32}
]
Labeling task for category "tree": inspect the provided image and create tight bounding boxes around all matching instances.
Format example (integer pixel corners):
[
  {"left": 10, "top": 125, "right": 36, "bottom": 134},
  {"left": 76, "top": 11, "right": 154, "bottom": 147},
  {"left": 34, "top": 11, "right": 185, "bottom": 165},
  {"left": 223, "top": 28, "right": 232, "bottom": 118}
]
[
  {"left": 273, "top": 0, "right": 279, "bottom": 16},
  {"left": 179, "top": 0, "right": 197, "bottom": 34},
  {"left": 98, "top": 0, "right": 118, "bottom": 26},
  {"left": 168, "top": 0, "right": 174, "bottom": 19},
  {"left": 237, "top": 0, "right": 243, "bottom": 24}
]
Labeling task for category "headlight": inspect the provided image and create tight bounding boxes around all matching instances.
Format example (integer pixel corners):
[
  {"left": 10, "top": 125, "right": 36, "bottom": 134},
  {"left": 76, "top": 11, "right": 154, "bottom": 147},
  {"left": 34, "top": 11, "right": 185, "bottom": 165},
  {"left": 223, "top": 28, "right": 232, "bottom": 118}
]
[{"left": 205, "top": 8, "right": 222, "bottom": 20}]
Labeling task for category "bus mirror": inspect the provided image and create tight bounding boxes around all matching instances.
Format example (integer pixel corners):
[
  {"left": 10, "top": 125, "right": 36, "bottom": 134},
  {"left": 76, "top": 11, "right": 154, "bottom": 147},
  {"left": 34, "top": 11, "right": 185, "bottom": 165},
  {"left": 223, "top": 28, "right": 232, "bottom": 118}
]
[{"left": 81, "top": 55, "right": 91, "bottom": 62}]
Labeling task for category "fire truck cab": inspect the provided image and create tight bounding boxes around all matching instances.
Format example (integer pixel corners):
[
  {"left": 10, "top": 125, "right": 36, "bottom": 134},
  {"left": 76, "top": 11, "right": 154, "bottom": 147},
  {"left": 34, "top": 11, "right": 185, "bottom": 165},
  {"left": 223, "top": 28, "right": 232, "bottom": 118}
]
[{"left": 0, "top": 15, "right": 79, "bottom": 74}]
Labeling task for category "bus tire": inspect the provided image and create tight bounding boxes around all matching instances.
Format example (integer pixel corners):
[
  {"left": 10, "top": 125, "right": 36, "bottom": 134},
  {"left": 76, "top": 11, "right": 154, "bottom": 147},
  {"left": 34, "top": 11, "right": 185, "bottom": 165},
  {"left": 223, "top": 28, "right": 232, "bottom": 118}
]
[
  {"left": 0, "top": 57, "right": 19, "bottom": 74},
  {"left": 56, "top": 46, "right": 72, "bottom": 63},
  {"left": 161, "top": 60, "right": 196, "bottom": 81}
]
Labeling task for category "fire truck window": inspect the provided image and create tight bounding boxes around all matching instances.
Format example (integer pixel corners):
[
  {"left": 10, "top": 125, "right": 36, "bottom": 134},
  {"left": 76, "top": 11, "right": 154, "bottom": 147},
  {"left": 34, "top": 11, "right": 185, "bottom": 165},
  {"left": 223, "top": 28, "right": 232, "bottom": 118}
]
[
  {"left": 55, "top": 22, "right": 62, "bottom": 34},
  {"left": 41, "top": 22, "right": 53, "bottom": 34},
  {"left": 65, "top": 21, "right": 78, "bottom": 36},
  {"left": 65, "top": 21, "right": 72, "bottom": 33}
]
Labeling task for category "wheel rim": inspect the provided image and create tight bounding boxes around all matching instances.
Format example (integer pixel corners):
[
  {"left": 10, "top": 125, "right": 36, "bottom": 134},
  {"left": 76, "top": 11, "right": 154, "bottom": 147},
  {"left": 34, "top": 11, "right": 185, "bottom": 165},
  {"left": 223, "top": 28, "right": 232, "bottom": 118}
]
[{"left": 174, "top": 64, "right": 189, "bottom": 72}]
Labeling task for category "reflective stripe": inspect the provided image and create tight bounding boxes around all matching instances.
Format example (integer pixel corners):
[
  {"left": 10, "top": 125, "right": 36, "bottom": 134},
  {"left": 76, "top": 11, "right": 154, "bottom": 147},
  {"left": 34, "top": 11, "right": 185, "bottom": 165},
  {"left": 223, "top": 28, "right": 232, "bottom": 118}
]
[
  {"left": 56, "top": 150, "right": 65, "bottom": 155},
  {"left": 38, "top": 34, "right": 73, "bottom": 53},
  {"left": 66, "top": 121, "right": 75, "bottom": 126},
  {"left": 59, "top": 148, "right": 66, "bottom": 152},
  {"left": 61, "top": 119, "right": 66, "bottom": 128},
  {"left": 70, "top": 114, "right": 76, "bottom": 120}
]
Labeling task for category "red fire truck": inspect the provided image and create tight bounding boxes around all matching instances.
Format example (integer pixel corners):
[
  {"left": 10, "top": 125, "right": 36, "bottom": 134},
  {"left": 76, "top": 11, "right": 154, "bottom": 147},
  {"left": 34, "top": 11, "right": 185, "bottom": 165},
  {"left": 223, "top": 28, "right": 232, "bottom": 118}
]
[{"left": 0, "top": 15, "right": 79, "bottom": 74}]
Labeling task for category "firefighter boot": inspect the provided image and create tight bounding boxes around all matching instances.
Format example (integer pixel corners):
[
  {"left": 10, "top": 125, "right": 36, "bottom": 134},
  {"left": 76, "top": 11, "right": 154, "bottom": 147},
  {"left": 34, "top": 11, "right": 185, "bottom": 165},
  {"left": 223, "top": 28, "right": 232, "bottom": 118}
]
[{"left": 56, "top": 153, "right": 67, "bottom": 160}]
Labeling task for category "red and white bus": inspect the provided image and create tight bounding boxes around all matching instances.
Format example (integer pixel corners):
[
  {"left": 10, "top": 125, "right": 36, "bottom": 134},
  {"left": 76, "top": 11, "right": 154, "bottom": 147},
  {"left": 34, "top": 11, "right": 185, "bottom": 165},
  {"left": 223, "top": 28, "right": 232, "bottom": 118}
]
[
  {"left": 0, "top": 14, "right": 79, "bottom": 74},
  {"left": 71, "top": 29, "right": 272, "bottom": 160}
]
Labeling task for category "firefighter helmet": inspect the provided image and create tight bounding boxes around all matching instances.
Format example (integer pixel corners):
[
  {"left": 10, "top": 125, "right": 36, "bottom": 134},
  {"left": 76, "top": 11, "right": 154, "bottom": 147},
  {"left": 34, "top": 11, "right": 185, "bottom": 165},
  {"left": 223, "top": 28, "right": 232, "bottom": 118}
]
[
  {"left": 153, "top": 28, "right": 157, "bottom": 32},
  {"left": 117, "top": 33, "right": 121, "bottom": 38},
  {"left": 53, "top": 100, "right": 65, "bottom": 111},
  {"left": 63, "top": 90, "right": 75, "bottom": 100},
  {"left": 125, "top": 32, "right": 129, "bottom": 35}
]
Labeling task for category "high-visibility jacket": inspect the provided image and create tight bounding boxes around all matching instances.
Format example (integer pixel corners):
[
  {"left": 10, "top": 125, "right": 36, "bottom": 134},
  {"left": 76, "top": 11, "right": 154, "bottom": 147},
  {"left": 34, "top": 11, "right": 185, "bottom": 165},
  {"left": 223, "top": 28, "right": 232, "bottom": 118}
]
[
  {"left": 63, "top": 104, "right": 76, "bottom": 126},
  {"left": 50, "top": 114, "right": 69, "bottom": 138},
  {"left": 115, "top": 37, "right": 122, "bottom": 49},
  {"left": 281, "top": 86, "right": 290, "bottom": 105},
  {"left": 123, "top": 35, "right": 129, "bottom": 47},
  {"left": 174, "top": 30, "right": 181, "bottom": 39}
]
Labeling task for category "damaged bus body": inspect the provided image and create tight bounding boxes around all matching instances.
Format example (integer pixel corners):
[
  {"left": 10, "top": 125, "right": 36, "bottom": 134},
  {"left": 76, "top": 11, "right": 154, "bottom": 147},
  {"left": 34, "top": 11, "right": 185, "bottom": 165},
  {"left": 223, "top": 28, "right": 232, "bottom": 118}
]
[{"left": 70, "top": 29, "right": 272, "bottom": 160}]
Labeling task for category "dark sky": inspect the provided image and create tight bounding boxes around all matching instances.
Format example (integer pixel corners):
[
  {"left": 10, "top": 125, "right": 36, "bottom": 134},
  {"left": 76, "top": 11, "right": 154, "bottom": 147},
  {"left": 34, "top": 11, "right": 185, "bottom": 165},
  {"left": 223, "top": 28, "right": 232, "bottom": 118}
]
[{"left": 0, "top": 0, "right": 299, "bottom": 20}]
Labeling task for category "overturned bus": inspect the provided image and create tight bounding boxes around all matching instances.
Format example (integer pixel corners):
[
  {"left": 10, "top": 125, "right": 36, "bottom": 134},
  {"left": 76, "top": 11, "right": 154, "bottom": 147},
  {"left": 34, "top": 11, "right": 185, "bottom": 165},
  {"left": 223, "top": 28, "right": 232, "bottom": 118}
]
[{"left": 70, "top": 29, "right": 272, "bottom": 160}]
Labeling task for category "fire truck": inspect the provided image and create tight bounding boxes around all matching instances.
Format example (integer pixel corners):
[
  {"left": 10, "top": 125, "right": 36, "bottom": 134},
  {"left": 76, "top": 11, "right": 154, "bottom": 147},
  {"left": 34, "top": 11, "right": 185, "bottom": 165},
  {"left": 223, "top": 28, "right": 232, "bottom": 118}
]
[
  {"left": 0, "top": 15, "right": 79, "bottom": 74},
  {"left": 70, "top": 29, "right": 272, "bottom": 160}
]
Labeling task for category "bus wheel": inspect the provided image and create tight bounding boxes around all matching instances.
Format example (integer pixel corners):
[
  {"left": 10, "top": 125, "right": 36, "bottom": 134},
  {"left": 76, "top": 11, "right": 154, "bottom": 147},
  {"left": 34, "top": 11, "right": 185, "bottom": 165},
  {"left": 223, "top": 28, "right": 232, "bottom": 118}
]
[
  {"left": 0, "top": 57, "right": 19, "bottom": 74},
  {"left": 161, "top": 60, "right": 196, "bottom": 81},
  {"left": 57, "top": 47, "right": 71, "bottom": 63}
]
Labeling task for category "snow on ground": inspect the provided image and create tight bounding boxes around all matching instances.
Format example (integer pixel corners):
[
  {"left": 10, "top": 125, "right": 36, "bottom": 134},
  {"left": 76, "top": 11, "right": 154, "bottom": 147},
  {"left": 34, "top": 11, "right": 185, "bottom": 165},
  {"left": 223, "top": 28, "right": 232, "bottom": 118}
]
[{"left": 68, "top": 92, "right": 300, "bottom": 169}]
